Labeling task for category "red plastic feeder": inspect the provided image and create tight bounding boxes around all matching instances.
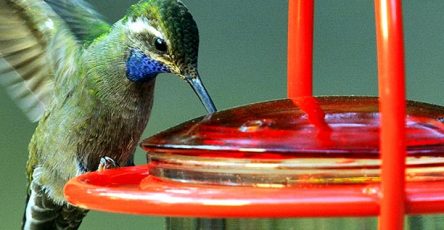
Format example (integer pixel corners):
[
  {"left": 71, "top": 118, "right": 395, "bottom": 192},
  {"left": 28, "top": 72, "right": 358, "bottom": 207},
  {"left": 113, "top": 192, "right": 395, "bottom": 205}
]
[
  {"left": 65, "top": 97, "right": 444, "bottom": 217},
  {"left": 64, "top": 1, "right": 442, "bottom": 229}
]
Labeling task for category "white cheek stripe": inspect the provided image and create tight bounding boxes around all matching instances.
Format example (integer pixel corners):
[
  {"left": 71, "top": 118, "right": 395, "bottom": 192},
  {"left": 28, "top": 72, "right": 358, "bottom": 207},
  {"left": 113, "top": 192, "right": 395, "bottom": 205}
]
[{"left": 128, "top": 18, "right": 163, "bottom": 39}]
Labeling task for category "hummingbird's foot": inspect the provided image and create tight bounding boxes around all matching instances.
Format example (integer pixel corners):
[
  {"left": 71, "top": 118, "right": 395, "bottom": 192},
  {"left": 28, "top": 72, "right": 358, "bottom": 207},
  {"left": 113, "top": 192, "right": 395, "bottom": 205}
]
[{"left": 97, "top": 156, "right": 119, "bottom": 172}]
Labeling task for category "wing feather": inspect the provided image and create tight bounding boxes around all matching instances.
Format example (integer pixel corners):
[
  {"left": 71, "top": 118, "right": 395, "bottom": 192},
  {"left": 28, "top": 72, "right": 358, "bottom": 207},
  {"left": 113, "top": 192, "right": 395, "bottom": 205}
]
[
  {"left": 0, "top": 0, "right": 54, "bottom": 121},
  {"left": 44, "top": 0, "right": 110, "bottom": 44},
  {"left": 0, "top": 0, "right": 110, "bottom": 121}
]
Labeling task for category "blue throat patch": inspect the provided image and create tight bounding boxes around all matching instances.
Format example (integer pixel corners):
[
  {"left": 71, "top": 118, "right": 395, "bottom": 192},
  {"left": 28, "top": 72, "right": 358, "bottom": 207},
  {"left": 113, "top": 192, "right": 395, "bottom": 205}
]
[{"left": 126, "top": 49, "right": 169, "bottom": 82}]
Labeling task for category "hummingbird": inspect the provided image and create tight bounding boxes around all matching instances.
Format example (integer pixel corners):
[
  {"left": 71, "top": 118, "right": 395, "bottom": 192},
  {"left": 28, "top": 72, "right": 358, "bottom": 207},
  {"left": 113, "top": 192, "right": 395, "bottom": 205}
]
[{"left": 0, "top": 0, "right": 216, "bottom": 229}]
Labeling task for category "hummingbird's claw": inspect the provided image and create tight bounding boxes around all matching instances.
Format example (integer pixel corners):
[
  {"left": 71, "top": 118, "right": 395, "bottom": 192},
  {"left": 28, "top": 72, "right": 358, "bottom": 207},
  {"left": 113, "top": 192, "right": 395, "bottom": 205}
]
[{"left": 97, "top": 156, "right": 119, "bottom": 172}]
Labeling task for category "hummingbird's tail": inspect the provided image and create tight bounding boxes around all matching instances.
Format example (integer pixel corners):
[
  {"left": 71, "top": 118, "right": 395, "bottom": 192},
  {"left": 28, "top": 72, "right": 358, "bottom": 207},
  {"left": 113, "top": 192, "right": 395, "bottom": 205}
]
[{"left": 22, "top": 181, "right": 88, "bottom": 230}]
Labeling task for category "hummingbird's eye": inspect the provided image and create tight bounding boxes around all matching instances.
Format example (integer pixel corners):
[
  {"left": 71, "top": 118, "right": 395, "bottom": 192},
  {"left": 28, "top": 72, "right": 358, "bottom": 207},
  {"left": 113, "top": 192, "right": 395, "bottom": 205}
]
[{"left": 154, "top": 37, "right": 167, "bottom": 52}]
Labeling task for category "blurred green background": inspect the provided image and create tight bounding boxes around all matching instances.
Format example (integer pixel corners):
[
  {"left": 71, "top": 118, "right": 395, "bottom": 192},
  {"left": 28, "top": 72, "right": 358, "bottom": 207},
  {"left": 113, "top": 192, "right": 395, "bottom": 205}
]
[{"left": 1, "top": 0, "right": 444, "bottom": 229}]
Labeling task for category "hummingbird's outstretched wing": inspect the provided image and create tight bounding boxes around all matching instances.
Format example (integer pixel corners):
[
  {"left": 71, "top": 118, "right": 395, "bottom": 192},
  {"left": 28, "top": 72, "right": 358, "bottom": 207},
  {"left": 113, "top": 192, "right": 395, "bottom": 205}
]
[
  {"left": 0, "top": 0, "right": 110, "bottom": 121},
  {"left": 44, "top": 0, "right": 110, "bottom": 44},
  {"left": 0, "top": 0, "right": 55, "bottom": 121}
]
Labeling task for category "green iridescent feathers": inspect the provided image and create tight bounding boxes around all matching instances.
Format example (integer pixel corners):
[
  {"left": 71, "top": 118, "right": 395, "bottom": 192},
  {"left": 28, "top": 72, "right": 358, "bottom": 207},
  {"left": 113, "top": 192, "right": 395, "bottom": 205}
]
[
  {"left": 126, "top": 0, "right": 199, "bottom": 74},
  {"left": 0, "top": 0, "right": 201, "bottom": 121}
]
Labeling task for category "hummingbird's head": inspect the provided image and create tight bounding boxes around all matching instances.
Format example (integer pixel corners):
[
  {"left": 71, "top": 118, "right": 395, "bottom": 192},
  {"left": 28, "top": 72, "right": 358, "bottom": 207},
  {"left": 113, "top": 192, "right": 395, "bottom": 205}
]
[{"left": 123, "top": 0, "right": 215, "bottom": 113}]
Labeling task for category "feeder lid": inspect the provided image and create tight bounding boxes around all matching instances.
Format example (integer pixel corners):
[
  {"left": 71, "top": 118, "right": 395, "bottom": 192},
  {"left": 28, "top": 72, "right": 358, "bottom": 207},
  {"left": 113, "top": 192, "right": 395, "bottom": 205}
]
[{"left": 141, "top": 96, "right": 444, "bottom": 158}]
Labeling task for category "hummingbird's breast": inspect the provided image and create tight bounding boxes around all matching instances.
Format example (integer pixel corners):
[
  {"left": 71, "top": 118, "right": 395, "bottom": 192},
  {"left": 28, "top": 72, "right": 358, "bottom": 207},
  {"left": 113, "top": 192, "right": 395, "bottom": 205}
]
[{"left": 75, "top": 79, "right": 156, "bottom": 172}]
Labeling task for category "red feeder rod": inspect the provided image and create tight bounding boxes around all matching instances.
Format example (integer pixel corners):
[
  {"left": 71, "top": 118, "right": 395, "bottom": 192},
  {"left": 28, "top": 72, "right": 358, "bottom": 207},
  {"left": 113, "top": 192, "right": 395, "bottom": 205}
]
[
  {"left": 374, "top": 0, "right": 407, "bottom": 229},
  {"left": 287, "top": 0, "right": 314, "bottom": 98}
]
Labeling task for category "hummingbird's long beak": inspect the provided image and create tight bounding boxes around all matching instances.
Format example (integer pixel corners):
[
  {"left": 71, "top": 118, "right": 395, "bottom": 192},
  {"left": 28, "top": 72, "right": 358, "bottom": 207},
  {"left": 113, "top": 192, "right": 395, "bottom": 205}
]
[{"left": 185, "top": 75, "right": 217, "bottom": 113}]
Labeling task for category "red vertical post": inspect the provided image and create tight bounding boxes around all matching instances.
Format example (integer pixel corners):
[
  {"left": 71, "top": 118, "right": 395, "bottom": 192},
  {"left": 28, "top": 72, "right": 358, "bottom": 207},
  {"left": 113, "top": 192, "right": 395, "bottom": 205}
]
[
  {"left": 287, "top": 0, "right": 314, "bottom": 98},
  {"left": 374, "top": 0, "right": 406, "bottom": 230}
]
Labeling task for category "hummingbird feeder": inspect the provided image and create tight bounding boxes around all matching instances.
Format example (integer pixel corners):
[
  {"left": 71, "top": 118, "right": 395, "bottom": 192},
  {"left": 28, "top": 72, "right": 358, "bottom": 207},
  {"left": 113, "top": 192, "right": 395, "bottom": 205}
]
[{"left": 64, "top": 1, "right": 444, "bottom": 229}]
